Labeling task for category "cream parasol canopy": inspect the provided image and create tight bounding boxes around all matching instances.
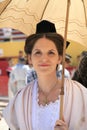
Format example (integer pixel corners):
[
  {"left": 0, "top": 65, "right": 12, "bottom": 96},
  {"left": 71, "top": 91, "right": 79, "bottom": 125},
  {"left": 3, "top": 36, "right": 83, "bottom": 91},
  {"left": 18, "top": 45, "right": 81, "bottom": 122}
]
[
  {"left": 0, "top": 0, "right": 87, "bottom": 46},
  {"left": 0, "top": 0, "right": 87, "bottom": 120}
]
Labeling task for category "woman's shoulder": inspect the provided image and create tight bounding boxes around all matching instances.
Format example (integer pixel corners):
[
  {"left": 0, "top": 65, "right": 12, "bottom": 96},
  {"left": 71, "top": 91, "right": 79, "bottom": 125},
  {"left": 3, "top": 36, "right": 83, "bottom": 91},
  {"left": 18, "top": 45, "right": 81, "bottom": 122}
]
[
  {"left": 6, "top": 80, "right": 36, "bottom": 109},
  {"left": 10, "top": 80, "right": 35, "bottom": 102},
  {"left": 64, "top": 78, "right": 87, "bottom": 93},
  {"left": 18, "top": 80, "right": 35, "bottom": 93}
]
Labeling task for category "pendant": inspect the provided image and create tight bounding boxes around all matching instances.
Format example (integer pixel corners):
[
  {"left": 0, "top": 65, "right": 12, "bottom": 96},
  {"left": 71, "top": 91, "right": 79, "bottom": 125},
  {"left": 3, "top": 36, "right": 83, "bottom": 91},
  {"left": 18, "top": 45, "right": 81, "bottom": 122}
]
[{"left": 44, "top": 98, "right": 48, "bottom": 105}]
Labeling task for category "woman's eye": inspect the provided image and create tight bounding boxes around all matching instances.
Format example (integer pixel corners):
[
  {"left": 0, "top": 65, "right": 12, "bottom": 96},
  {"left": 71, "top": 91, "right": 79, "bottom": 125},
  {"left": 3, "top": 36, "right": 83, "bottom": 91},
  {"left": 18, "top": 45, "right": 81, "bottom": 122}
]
[
  {"left": 34, "top": 51, "right": 41, "bottom": 55},
  {"left": 48, "top": 51, "right": 55, "bottom": 55}
]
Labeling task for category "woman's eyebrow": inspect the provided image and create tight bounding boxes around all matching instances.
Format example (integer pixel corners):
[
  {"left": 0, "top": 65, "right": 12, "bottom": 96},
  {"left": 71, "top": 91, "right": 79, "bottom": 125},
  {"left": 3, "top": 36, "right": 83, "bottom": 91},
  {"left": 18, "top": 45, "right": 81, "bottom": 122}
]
[
  {"left": 49, "top": 49, "right": 57, "bottom": 52},
  {"left": 32, "top": 48, "right": 57, "bottom": 53},
  {"left": 32, "top": 48, "right": 40, "bottom": 52}
]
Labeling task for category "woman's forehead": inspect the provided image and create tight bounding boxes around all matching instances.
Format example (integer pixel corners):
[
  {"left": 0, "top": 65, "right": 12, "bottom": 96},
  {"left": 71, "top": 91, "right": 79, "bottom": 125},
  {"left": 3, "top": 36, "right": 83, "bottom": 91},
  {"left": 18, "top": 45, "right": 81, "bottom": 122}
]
[{"left": 33, "top": 37, "right": 57, "bottom": 48}]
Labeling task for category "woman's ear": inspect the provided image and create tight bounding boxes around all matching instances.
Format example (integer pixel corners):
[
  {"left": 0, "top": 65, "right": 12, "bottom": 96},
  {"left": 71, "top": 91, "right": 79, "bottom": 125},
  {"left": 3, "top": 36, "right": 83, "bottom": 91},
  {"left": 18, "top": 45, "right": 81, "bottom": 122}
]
[
  {"left": 27, "top": 54, "right": 32, "bottom": 65},
  {"left": 57, "top": 56, "right": 63, "bottom": 64}
]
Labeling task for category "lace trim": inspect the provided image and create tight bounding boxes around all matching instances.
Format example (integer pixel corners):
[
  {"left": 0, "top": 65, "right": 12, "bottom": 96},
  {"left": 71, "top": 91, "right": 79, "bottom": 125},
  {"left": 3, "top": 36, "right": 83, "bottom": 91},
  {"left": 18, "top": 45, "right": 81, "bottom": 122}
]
[
  {"left": 36, "top": 85, "right": 60, "bottom": 108},
  {"left": 32, "top": 80, "right": 60, "bottom": 130}
]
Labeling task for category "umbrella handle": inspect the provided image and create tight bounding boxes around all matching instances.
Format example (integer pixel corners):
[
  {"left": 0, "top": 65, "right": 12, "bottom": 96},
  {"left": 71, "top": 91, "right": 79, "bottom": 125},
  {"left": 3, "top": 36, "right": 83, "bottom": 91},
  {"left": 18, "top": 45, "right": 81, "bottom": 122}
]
[{"left": 59, "top": 0, "right": 70, "bottom": 120}]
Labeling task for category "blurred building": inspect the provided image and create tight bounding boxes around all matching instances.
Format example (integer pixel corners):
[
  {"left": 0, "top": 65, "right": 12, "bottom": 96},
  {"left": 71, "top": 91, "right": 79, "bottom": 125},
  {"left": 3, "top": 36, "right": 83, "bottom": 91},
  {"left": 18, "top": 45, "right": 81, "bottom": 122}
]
[{"left": 0, "top": 28, "right": 27, "bottom": 96}]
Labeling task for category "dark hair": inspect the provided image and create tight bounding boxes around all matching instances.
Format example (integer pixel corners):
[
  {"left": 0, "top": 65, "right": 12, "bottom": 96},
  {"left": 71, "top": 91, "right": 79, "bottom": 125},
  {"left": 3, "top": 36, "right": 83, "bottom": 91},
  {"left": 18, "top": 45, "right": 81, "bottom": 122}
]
[
  {"left": 80, "top": 51, "right": 87, "bottom": 57},
  {"left": 78, "top": 55, "right": 87, "bottom": 85},
  {"left": 72, "top": 55, "right": 87, "bottom": 88},
  {"left": 24, "top": 33, "right": 64, "bottom": 56},
  {"left": 19, "top": 50, "right": 23, "bottom": 53}
]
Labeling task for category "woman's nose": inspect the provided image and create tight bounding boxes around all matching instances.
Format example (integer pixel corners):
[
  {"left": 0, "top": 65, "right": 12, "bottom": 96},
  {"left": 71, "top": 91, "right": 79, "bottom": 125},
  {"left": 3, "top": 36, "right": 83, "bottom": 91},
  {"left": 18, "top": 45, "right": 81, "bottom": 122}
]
[{"left": 41, "top": 54, "right": 49, "bottom": 61}]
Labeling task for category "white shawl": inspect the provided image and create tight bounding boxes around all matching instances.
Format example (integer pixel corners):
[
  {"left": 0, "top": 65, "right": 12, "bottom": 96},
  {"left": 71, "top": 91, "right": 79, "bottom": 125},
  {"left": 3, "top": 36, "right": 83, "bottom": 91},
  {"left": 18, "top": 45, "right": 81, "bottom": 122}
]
[{"left": 3, "top": 79, "right": 87, "bottom": 130}]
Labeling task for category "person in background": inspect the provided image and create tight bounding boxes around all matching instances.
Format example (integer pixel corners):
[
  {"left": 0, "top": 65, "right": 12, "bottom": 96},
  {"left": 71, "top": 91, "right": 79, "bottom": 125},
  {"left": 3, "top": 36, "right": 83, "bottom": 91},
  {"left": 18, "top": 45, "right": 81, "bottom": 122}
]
[
  {"left": 0, "top": 113, "right": 2, "bottom": 120},
  {"left": 57, "top": 53, "right": 71, "bottom": 79},
  {"left": 6, "top": 58, "right": 15, "bottom": 99},
  {"left": 79, "top": 51, "right": 87, "bottom": 59},
  {"left": 72, "top": 51, "right": 87, "bottom": 88},
  {"left": 8, "top": 57, "right": 30, "bottom": 96},
  {"left": 57, "top": 63, "right": 71, "bottom": 78},
  {"left": 18, "top": 50, "right": 24, "bottom": 59},
  {"left": 6, "top": 58, "right": 14, "bottom": 76},
  {"left": 3, "top": 20, "right": 87, "bottom": 130},
  {"left": 65, "top": 54, "right": 72, "bottom": 68},
  {"left": 6, "top": 58, "right": 15, "bottom": 130}
]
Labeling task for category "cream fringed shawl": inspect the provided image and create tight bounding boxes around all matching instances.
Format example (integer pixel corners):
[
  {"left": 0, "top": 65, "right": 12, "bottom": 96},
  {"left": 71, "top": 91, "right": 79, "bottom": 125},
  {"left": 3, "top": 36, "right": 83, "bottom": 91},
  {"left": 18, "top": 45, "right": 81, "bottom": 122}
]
[
  {"left": 3, "top": 82, "right": 34, "bottom": 130},
  {"left": 3, "top": 79, "right": 87, "bottom": 130}
]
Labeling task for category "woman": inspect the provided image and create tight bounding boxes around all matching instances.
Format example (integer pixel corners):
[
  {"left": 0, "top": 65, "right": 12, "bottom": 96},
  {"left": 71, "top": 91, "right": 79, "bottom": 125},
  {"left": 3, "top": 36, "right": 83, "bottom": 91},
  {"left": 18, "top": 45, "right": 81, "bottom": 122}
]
[
  {"left": 72, "top": 52, "right": 87, "bottom": 88},
  {"left": 3, "top": 20, "right": 87, "bottom": 130}
]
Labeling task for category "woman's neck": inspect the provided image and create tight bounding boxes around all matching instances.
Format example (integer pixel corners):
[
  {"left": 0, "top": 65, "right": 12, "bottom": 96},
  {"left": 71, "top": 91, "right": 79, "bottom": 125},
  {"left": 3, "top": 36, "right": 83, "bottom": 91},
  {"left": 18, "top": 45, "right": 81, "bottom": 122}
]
[
  {"left": 37, "top": 74, "right": 62, "bottom": 106},
  {"left": 37, "top": 74, "right": 61, "bottom": 94}
]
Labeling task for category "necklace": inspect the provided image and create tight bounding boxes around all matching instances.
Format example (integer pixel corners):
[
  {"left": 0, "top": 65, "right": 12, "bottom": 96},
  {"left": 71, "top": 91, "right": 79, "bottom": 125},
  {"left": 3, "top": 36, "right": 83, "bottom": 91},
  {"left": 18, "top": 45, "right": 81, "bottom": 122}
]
[{"left": 38, "top": 80, "right": 58, "bottom": 105}]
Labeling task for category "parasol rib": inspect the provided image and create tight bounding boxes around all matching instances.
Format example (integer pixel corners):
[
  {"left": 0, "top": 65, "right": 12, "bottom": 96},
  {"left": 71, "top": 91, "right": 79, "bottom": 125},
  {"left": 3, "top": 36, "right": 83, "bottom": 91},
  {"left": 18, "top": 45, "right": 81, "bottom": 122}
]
[
  {"left": 0, "top": 0, "right": 12, "bottom": 15},
  {"left": 82, "top": 0, "right": 87, "bottom": 27},
  {"left": 40, "top": 0, "right": 50, "bottom": 20}
]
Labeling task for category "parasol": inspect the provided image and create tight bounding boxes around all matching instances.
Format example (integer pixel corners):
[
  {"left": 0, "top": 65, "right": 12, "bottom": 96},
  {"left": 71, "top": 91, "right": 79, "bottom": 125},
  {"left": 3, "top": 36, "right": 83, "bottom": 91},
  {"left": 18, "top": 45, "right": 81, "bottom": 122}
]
[{"left": 0, "top": 0, "right": 87, "bottom": 120}]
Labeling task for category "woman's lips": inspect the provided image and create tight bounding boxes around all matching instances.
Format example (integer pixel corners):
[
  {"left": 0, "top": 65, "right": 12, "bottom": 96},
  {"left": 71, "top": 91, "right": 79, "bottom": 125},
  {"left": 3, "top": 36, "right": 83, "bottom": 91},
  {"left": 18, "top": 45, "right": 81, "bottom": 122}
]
[{"left": 39, "top": 64, "right": 50, "bottom": 67}]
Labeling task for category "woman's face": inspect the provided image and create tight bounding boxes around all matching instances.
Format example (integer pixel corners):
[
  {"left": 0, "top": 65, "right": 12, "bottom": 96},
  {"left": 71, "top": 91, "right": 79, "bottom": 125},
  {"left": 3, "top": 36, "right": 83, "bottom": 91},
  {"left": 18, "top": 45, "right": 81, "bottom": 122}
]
[{"left": 28, "top": 37, "right": 62, "bottom": 75}]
